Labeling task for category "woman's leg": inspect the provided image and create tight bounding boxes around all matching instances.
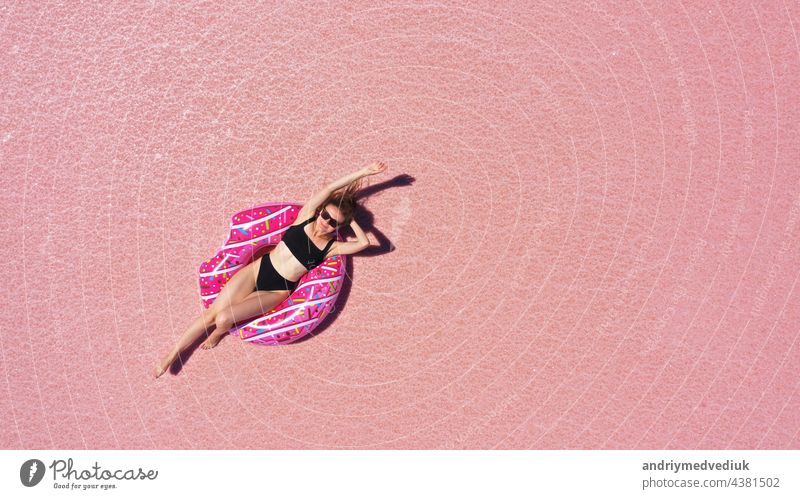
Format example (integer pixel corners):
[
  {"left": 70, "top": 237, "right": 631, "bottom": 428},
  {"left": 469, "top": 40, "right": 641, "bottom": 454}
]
[
  {"left": 154, "top": 310, "right": 216, "bottom": 378},
  {"left": 167, "top": 309, "right": 217, "bottom": 360},
  {"left": 154, "top": 257, "right": 262, "bottom": 378},
  {"left": 200, "top": 289, "right": 290, "bottom": 349}
]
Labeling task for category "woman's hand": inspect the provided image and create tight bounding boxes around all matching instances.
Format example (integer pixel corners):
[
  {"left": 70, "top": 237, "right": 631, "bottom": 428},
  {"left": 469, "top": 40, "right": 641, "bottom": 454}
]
[{"left": 362, "top": 161, "right": 388, "bottom": 176}]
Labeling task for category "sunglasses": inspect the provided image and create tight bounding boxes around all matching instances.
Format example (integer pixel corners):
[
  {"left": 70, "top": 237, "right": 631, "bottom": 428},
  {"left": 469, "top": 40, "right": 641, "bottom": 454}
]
[{"left": 319, "top": 208, "right": 344, "bottom": 228}]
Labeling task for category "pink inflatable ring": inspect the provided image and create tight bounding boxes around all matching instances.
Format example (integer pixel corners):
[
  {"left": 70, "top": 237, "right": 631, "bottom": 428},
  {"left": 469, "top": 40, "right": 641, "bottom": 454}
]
[{"left": 198, "top": 202, "right": 346, "bottom": 345}]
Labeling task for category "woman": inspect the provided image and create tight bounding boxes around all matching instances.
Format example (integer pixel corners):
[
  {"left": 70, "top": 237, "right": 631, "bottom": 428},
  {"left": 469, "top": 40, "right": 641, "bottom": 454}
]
[{"left": 154, "top": 161, "right": 388, "bottom": 378}]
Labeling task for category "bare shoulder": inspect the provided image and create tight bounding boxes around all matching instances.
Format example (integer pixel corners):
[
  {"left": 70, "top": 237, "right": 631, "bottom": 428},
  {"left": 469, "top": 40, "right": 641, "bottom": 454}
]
[{"left": 290, "top": 206, "right": 315, "bottom": 226}]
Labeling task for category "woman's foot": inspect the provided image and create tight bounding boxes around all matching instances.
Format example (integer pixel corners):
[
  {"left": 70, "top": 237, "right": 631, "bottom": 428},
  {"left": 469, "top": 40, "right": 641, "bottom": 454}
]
[
  {"left": 154, "top": 352, "right": 177, "bottom": 379},
  {"left": 200, "top": 331, "right": 225, "bottom": 350}
]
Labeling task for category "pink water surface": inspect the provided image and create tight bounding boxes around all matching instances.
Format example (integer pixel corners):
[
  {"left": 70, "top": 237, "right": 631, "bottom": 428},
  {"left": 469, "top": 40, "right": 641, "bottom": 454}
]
[{"left": 1, "top": 1, "right": 798, "bottom": 449}]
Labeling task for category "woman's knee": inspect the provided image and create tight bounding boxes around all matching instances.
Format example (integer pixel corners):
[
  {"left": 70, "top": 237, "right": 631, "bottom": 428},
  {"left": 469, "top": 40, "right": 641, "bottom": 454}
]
[
  {"left": 215, "top": 309, "right": 235, "bottom": 330},
  {"left": 201, "top": 308, "right": 220, "bottom": 327}
]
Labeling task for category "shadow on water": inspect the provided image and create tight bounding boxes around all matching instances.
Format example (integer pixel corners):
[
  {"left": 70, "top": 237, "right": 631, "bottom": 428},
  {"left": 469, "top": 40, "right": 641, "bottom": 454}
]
[{"left": 168, "top": 332, "right": 210, "bottom": 376}]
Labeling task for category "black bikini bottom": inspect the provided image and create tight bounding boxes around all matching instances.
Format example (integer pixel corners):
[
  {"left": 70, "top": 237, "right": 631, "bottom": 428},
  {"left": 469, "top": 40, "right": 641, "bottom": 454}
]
[{"left": 255, "top": 255, "right": 298, "bottom": 292}]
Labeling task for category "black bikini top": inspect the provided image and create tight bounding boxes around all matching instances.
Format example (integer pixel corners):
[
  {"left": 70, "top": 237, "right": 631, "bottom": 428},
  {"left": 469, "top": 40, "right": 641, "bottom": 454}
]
[{"left": 281, "top": 216, "right": 335, "bottom": 271}]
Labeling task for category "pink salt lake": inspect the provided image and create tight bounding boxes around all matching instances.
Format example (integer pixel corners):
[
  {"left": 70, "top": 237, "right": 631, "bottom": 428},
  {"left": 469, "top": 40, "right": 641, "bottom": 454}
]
[{"left": 1, "top": 1, "right": 798, "bottom": 449}]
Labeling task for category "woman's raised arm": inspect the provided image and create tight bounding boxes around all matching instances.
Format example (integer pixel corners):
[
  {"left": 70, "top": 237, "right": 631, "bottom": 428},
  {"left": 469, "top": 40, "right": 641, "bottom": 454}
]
[
  {"left": 326, "top": 168, "right": 366, "bottom": 192},
  {"left": 326, "top": 161, "right": 387, "bottom": 192}
]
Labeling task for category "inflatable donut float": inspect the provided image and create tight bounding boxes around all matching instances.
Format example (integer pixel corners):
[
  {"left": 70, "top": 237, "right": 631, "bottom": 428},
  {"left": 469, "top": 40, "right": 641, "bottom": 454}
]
[{"left": 198, "top": 202, "right": 346, "bottom": 345}]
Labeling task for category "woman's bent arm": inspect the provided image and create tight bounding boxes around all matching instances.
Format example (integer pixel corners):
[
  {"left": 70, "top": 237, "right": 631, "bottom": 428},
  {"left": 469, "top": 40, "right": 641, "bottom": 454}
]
[{"left": 349, "top": 220, "right": 370, "bottom": 246}]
